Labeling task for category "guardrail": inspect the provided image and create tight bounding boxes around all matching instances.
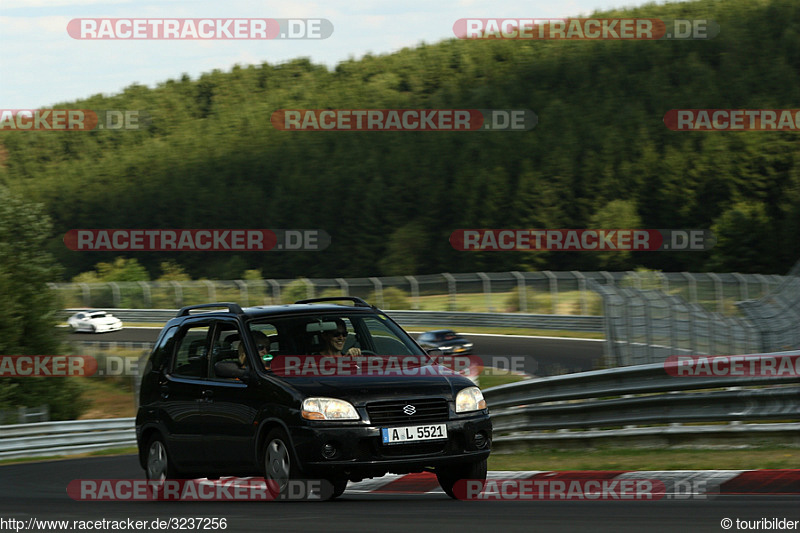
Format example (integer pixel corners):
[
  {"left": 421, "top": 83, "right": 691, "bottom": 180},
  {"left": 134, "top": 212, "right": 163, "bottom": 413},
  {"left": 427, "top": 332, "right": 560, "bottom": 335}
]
[
  {"left": 3, "top": 352, "right": 799, "bottom": 459},
  {"left": 60, "top": 308, "right": 605, "bottom": 333},
  {"left": 0, "top": 418, "right": 136, "bottom": 460},
  {"left": 484, "top": 350, "right": 800, "bottom": 450}
]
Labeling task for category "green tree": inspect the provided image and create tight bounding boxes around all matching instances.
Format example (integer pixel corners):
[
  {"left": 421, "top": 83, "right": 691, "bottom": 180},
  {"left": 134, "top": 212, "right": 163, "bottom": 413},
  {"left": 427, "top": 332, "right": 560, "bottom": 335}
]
[
  {"left": 589, "top": 199, "right": 643, "bottom": 270},
  {"left": 0, "top": 187, "right": 87, "bottom": 421},
  {"left": 709, "top": 201, "right": 777, "bottom": 273}
]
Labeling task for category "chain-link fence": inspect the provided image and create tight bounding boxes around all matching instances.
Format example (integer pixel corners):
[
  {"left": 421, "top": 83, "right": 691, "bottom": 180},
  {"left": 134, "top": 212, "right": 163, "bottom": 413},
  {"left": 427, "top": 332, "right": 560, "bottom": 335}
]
[
  {"left": 593, "top": 260, "right": 800, "bottom": 367},
  {"left": 737, "top": 260, "right": 800, "bottom": 353},
  {"left": 48, "top": 271, "right": 783, "bottom": 316}
]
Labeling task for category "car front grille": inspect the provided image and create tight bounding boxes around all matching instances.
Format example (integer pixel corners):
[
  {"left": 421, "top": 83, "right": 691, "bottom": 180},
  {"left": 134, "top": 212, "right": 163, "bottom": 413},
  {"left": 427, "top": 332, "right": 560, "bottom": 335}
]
[{"left": 366, "top": 398, "right": 449, "bottom": 425}]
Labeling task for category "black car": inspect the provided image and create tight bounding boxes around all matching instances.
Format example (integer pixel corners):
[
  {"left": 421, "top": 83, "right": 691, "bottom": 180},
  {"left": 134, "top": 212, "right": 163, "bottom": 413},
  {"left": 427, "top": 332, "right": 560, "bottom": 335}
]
[
  {"left": 417, "top": 330, "right": 474, "bottom": 355},
  {"left": 136, "top": 298, "right": 491, "bottom": 500}
]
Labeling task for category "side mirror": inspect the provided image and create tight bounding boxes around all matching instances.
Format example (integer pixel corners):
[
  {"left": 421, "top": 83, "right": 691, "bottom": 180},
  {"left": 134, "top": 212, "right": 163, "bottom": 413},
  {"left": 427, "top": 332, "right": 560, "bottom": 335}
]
[{"left": 426, "top": 349, "right": 444, "bottom": 356}]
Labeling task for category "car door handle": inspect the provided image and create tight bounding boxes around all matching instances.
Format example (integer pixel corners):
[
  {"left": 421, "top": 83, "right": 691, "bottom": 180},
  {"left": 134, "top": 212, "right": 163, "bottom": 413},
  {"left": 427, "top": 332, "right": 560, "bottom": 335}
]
[{"left": 201, "top": 389, "right": 214, "bottom": 401}]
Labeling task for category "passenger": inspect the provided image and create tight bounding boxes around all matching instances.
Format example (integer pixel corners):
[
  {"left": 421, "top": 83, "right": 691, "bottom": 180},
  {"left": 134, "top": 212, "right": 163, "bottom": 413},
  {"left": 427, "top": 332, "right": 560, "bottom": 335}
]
[
  {"left": 318, "top": 318, "right": 361, "bottom": 356},
  {"left": 239, "top": 330, "right": 271, "bottom": 369}
]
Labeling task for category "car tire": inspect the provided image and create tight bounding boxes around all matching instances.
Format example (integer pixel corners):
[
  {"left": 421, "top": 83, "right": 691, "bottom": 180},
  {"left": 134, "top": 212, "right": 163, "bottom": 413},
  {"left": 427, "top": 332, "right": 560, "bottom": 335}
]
[
  {"left": 436, "top": 457, "right": 487, "bottom": 499},
  {"left": 145, "top": 434, "right": 182, "bottom": 483},
  {"left": 263, "top": 428, "right": 301, "bottom": 500},
  {"left": 327, "top": 476, "right": 348, "bottom": 500}
]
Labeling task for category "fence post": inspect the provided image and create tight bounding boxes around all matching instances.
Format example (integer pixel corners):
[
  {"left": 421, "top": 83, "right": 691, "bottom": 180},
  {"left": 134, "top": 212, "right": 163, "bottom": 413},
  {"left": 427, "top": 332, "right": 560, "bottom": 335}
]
[
  {"left": 302, "top": 278, "right": 314, "bottom": 299},
  {"left": 543, "top": 271, "right": 557, "bottom": 314},
  {"left": 752, "top": 274, "right": 769, "bottom": 298},
  {"left": 681, "top": 272, "right": 697, "bottom": 303},
  {"left": 643, "top": 292, "right": 654, "bottom": 364},
  {"left": 267, "top": 279, "right": 281, "bottom": 304},
  {"left": 369, "top": 277, "right": 384, "bottom": 308},
  {"left": 202, "top": 280, "right": 217, "bottom": 302},
  {"left": 477, "top": 272, "right": 492, "bottom": 312},
  {"left": 511, "top": 271, "right": 526, "bottom": 313},
  {"left": 170, "top": 281, "right": 184, "bottom": 307},
  {"left": 657, "top": 271, "right": 668, "bottom": 293},
  {"left": 405, "top": 276, "right": 420, "bottom": 310},
  {"left": 708, "top": 272, "right": 723, "bottom": 314},
  {"left": 108, "top": 282, "right": 121, "bottom": 308},
  {"left": 79, "top": 283, "right": 91, "bottom": 307},
  {"left": 336, "top": 278, "right": 349, "bottom": 296},
  {"left": 731, "top": 272, "right": 748, "bottom": 301},
  {"left": 571, "top": 271, "right": 588, "bottom": 315},
  {"left": 138, "top": 281, "right": 152, "bottom": 308},
  {"left": 442, "top": 273, "right": 457, "bottom": 312},
  {"left": 234, "top": 280, "right": 247, "bottom": 307}
]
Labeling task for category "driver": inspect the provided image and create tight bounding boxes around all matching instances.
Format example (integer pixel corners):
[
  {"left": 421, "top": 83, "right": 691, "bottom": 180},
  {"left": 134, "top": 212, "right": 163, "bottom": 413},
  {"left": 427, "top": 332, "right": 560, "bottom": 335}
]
[{"left": 318, "top": 318, "right": 362, "bottom": 356}]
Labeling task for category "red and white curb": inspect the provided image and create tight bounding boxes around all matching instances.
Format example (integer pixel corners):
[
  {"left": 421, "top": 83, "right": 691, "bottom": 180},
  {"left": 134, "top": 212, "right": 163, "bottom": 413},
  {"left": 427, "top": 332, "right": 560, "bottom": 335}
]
[{"left": 345, "top": 470, "right": 800, "bottom": 496}]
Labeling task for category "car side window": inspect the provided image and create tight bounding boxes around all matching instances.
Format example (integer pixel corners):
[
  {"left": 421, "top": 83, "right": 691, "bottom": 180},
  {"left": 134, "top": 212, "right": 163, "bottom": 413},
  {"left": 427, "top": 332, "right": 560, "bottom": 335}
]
[{"left": 172, "top": 324, "right": 211, "bottom": 378}]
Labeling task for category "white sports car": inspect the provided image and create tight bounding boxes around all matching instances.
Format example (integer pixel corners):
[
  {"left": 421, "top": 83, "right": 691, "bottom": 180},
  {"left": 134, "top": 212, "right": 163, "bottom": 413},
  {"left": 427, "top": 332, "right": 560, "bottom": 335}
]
[{"left": 67, "top": 310, "right": 123, "bottom": 333}]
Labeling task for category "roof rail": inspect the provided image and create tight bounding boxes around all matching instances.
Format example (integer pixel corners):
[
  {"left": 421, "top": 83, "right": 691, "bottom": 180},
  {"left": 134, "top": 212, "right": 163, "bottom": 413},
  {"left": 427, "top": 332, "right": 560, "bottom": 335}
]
[
  {"left": 294, "top": 297, "right": 372, "bottom": 308},
  {"left": 176, "top": 302, "right": 244, "bottom": 317}
]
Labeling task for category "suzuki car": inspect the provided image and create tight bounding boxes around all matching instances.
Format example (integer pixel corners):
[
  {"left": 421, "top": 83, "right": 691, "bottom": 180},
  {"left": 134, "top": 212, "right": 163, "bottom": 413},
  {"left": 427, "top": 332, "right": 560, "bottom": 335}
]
[{"left": 135, "top": 298, "right": 491, "bottom": 500}]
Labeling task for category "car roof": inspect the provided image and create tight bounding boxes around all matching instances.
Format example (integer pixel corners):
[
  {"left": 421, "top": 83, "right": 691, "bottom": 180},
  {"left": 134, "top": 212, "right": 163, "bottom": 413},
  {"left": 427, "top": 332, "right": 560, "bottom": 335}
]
[{"left": 164, "top": 302, "right": 381, "bottom": 326}]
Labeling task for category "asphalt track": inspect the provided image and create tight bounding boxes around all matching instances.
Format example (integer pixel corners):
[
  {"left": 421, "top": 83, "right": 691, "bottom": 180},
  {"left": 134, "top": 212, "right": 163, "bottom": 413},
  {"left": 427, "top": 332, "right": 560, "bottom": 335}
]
[
  {"left": 0, "top": 456, "right": 798, "bottom": 533},
  {"left": 62, "top": 327, "right": 606, "bottom": 376},
  {"left": 7, "top": 331, "right": 795, "bottom": 531}
]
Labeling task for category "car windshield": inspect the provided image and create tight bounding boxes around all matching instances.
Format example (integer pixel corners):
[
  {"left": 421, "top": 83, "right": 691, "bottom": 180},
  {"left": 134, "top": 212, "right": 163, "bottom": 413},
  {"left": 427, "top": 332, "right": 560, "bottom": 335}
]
[{"left": 247, "top": 311, "right": 430, "bottom": 362}]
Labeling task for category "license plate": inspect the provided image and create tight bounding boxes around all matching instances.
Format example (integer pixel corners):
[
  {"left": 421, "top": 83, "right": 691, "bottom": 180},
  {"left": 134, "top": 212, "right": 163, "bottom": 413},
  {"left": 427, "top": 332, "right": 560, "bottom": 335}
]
[{"left": 381, "top": 423, "right": 448, "bottom": 445}]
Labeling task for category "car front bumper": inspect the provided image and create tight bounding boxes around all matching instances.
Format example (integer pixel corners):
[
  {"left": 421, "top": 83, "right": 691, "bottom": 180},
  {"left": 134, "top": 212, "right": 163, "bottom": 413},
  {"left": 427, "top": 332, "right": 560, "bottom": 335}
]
[
  {"left": 93, "top": 322, "right": 123, "bottom": 332},
  {"left": 290, "top": 414, "right": 491, "bottom": 477}
]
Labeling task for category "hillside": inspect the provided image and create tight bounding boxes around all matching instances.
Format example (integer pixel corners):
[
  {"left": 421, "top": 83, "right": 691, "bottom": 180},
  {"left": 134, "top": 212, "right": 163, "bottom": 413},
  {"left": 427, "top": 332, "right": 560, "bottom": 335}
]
[{"left": 1, "top": 0, "right": 799, "bottom": 279}]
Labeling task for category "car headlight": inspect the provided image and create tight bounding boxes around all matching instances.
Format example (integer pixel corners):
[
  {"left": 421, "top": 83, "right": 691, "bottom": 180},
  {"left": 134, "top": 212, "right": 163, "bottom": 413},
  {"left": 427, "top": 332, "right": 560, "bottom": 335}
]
[
  {"left": 455, "top": 386, "right": 487, "bottom": 413},
  {"left": 302, "top": 397, "right": 360, "bottom": 420}
]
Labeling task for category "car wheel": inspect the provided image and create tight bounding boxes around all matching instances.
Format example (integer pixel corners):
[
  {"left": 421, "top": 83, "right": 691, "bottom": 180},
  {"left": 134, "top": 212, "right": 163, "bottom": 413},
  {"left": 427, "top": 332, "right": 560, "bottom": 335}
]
[
  {"left": 263, "top": 428, "right": 301, "bottom": 500},
  {"left": 436, "top": 457, "right": 487, "bottom": 499},
  {"left": 327, "top": 476, "right": 348, "bottom": 500},
  {"left": 145, "top": 434, "right": 181, "bottom": 483}
]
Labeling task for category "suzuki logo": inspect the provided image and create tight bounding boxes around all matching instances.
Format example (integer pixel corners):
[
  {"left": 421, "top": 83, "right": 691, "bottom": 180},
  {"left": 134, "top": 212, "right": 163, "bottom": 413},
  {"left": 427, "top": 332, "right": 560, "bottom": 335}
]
[{"left": 402, "top": 405, "right": 416, "bottom": 416}]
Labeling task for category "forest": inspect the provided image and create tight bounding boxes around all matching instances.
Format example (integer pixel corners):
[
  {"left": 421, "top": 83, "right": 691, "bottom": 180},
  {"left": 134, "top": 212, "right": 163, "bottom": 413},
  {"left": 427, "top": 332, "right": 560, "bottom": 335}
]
[{"left": 1, "top": 0, "right": 799, "bottom": 281}]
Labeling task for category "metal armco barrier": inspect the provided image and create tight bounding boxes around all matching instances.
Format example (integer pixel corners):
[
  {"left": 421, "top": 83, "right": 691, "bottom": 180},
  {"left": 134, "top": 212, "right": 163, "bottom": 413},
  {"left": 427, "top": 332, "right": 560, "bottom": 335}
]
[
  {"left": 485, "top": 350, "right": 800, "bottom": 450},
  {"left": 60, "top": 308, "right": 606, "bottom": 333},
  {"left": 3, "top": 352, "right": 799, "bottom": 459},
  {"left": 0, "top": 418, "right": 136, "bottom": 460}
]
